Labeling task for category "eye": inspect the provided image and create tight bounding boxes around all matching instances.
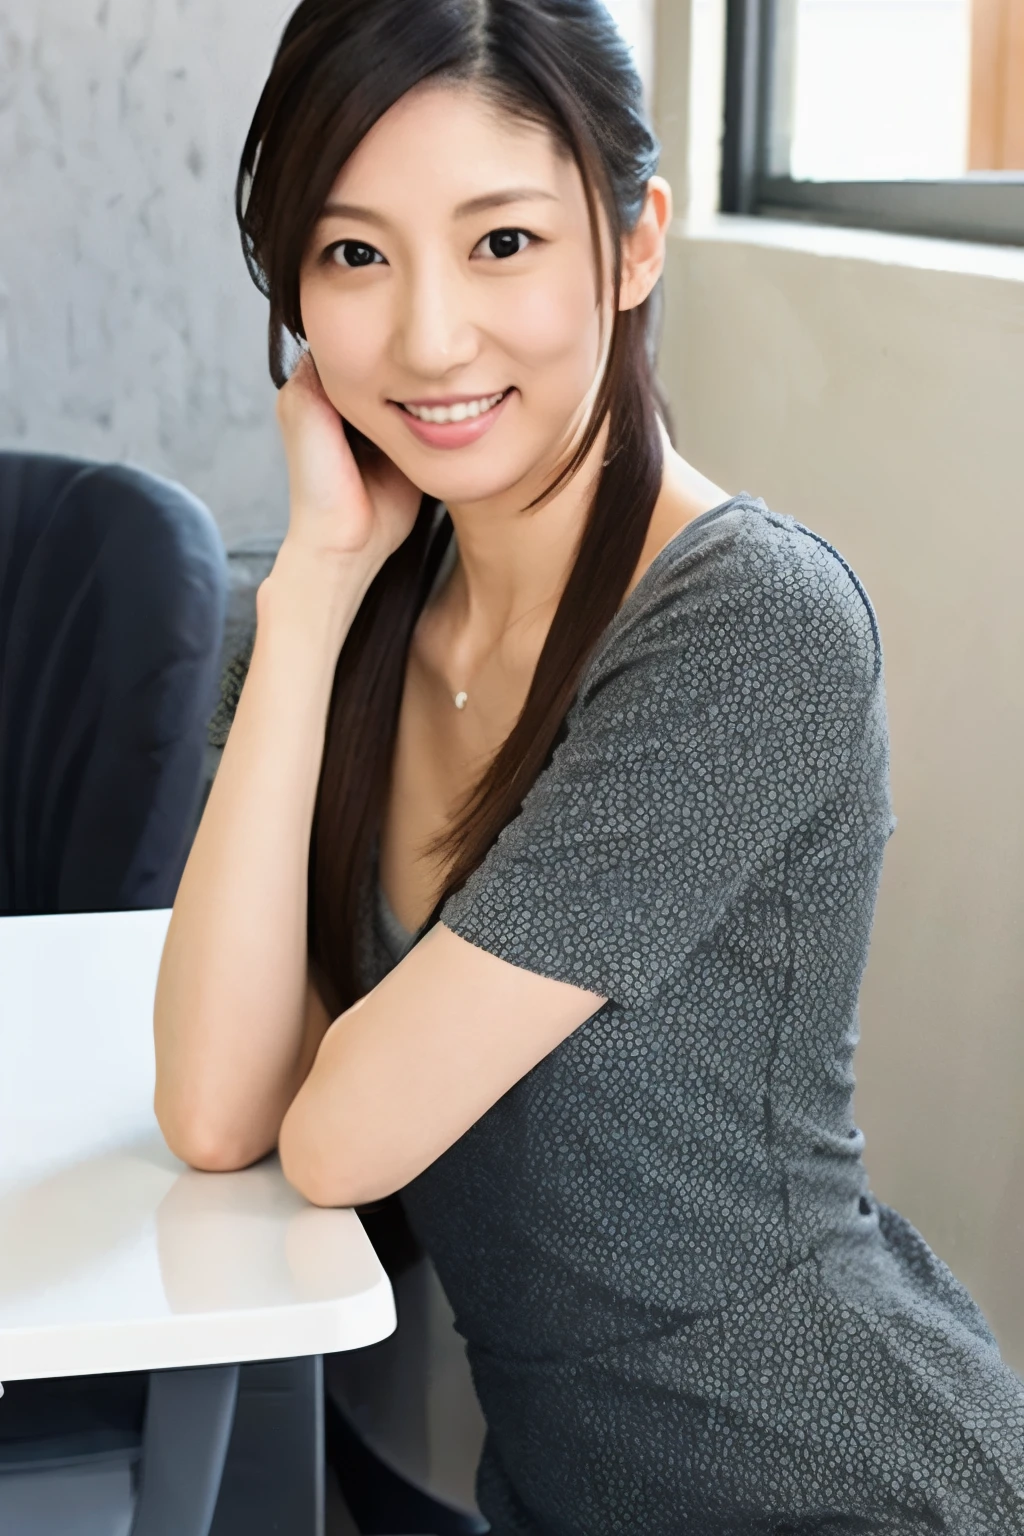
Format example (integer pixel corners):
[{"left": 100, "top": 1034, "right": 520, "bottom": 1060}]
[
  {"left": 473, "top": 228, "right": 535, "bottom": 260},
  {"left": 327, "top": 240, "right": 386, "bottom": 269}
]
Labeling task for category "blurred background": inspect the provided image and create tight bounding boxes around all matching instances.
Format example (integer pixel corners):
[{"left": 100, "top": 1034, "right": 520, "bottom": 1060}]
[{"left": 0, "top": 0, "right": 1021, "bottom": 1378}]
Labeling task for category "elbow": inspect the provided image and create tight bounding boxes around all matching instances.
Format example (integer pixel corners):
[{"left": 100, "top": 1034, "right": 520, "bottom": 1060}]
[
  {"left": 278, "top": 1101, "right": 379, "bottom": 1209},
  {"left": 154, "top": 1088, "right": 270, "bottom": 1174},
  {"left": 280, "top": 1152, "right": 350, "bottom": 1209}
]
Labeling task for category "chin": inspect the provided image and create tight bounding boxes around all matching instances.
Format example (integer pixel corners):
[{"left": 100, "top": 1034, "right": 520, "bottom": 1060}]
[
  {"left": 371, "top": 434, "right": 533, "bottom": 503},
  {"left": 410, "top": 465, "right": 535, "bottom": 509}
]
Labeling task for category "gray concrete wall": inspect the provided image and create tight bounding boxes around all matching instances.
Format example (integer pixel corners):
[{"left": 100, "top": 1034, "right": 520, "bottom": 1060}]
[{"left": 0, "top": 0, "right": 294, "bottom": 543}]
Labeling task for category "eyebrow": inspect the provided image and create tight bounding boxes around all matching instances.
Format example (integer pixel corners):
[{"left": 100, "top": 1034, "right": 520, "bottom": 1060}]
[{"left": 319, "top": 187, "right": 560, "bottom": 227}]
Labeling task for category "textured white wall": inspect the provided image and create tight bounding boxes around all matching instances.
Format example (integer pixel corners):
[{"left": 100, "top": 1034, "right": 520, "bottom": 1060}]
[{"left": 0, "top": 0, "right": 294, "bottom": 543}]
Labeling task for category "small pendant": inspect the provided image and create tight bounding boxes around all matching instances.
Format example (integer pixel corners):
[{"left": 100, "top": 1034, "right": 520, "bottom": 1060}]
[{"left": 453, "top": 691, "right": 468, "bottom": 710}]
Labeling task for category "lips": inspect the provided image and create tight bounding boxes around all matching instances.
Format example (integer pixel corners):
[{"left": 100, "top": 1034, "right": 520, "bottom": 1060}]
[
  {"left": 398, "top": 388, "right": 511, "bottom": 424},
  {"left": 390, "top": 387, "right": 516, "bottom": 450}
]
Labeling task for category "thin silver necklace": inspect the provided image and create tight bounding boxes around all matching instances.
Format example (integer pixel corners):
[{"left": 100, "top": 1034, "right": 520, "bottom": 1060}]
[
  {"left": 448, "top": 603, "right": 550, "bottom": 710},
  {"left": 429, "top": 531, "right": 471, "bottom": 708},
  {"left": 444, "top": 544, "right": 548, "bottom": 711}
]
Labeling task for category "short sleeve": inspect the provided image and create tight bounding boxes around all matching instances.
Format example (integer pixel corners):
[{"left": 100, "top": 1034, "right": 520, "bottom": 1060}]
[{"left": 438, "top": 508, "right": 886, "bottom": 1008}]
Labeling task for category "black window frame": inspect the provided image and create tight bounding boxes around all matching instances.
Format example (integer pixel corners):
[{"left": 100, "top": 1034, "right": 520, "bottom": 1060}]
[{"left": 720, "top": 0, "right": 1024, "bottom": 248}]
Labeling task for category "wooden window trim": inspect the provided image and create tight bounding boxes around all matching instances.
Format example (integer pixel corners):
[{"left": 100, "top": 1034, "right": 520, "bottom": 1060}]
[{"left": 970, "top": 0, "right": 1024, "bottom": 169}]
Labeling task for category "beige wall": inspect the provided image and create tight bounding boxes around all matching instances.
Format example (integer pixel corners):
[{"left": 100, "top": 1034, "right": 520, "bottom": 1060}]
[{"left": 656, "top": 6, "right": 1024, "bottom": 1369}]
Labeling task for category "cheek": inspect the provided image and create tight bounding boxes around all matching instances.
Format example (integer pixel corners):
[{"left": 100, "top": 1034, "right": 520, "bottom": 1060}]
[
  {"left": 497, "top": 269, "right": 601, "bottom": 382},
  {"left": 299, "top": 284, "right": 382, "bottom": 403}
]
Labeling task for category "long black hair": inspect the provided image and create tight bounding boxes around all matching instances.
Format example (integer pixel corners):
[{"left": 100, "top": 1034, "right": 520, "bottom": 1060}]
[{"left": 236, "top": 0, "right": 671, "bottom": 1017}]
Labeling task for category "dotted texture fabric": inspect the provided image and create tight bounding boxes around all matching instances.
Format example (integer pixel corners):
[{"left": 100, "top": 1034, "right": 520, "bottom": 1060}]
[{"left": 358, "top": 497, "right": 1024, "bottom": 1535}]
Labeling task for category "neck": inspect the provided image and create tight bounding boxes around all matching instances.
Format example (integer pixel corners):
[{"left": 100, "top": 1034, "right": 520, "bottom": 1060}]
[{"left": 440, "top": 416, "right": 611, "bottom": 663}]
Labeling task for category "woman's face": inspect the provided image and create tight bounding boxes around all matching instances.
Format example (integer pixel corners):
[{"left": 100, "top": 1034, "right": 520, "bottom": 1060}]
[{"left": 298, "top": 82, "right": 615, "bottom": 510}]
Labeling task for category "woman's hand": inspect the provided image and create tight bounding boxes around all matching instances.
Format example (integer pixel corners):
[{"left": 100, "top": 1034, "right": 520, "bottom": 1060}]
[{"left": 275, "top": 350, "right": 423, "bottom": 567}]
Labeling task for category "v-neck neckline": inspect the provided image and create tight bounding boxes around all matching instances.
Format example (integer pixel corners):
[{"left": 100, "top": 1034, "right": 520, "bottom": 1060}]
[{"left": 375, "top": 492, "right": 766, "bottom": 945}]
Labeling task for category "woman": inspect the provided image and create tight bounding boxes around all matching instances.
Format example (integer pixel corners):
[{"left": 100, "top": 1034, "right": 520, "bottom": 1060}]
[{"left": 153, "top": 1, "right": 1024, "bottom": 1530}]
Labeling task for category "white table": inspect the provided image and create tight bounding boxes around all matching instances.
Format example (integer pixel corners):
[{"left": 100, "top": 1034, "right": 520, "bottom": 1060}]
[{"left": 0, "top": 908, "right": 396, "bottom": 1383}]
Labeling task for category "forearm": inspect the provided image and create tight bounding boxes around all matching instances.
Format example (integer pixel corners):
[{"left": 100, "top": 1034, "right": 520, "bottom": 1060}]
[{"left": 153, "top": 542, "right": 373, "bottom": 1167}]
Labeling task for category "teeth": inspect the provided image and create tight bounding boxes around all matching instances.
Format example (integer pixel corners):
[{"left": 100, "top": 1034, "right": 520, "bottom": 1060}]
[{"left": 405, "top": 390, "right": 506, "bottom": 425}]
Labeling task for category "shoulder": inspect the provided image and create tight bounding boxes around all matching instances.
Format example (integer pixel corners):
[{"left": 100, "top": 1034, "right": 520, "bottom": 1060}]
[{"left": 579, "top": 497, "right": 882, "bottom": 717}]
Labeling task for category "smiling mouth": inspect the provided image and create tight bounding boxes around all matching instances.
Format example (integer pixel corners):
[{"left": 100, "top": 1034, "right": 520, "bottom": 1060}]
[{"left": 397, "top": 388, "right": 512, "bottom": 425}]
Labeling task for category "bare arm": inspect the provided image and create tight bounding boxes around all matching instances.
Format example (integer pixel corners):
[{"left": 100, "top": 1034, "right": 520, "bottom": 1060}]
[
  {"left": 279, "top": 924, "right": 606, "bottom": 1209},
  {"left": 153, "top": 356, "right": 422, "bottom": 1169},
  {"left": 153, "top": 551, "right": 365, "bottom": 1169}
]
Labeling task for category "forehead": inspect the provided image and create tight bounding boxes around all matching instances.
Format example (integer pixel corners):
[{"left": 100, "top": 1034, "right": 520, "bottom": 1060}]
[{"left": 324, "top": 81, "right": 579, "bottom": 214}]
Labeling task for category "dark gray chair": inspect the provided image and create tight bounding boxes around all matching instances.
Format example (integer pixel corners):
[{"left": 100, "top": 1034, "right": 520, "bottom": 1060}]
[
  {"left": 0, "top": 450, "right": 236, "bottom": 1534},
  {"left": 0, "top": 451, "right": 226, "bottom": 914}
]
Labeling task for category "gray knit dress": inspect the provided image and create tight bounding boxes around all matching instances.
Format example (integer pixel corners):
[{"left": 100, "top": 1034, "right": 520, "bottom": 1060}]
[{"left": 359, "top": 494, "right": 1024, "bottom": 1535}]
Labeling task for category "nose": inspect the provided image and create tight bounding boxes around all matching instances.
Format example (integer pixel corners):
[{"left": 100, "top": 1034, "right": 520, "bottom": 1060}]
[{"left": 392, "top": 253, "right": 479, "bottom": 381}]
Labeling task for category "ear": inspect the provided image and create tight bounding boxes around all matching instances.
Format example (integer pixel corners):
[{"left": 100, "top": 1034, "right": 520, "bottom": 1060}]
[{"left": 618, "top": 176, "right": 673, "bottom": 312}]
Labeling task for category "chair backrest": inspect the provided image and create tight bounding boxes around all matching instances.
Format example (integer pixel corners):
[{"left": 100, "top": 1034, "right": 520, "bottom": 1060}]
[{"left": 0, "top": 453, "right": 226, "bottom": 915}]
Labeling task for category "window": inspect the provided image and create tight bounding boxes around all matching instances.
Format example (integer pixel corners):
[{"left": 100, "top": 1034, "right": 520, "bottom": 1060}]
[{"left": 721, "top": 0, "right": 1024, "bottom": 244}]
